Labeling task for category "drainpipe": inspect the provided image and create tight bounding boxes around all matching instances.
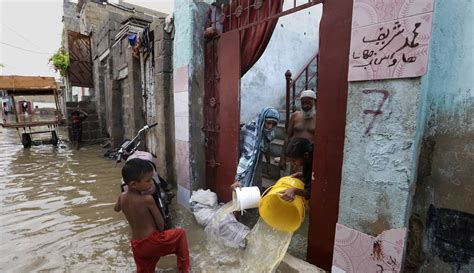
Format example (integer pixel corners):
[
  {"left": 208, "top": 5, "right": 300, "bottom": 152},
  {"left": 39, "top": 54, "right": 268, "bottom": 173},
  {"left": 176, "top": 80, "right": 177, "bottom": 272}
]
[
  {"left": 140, "top": 51, "right": 146, "bottom": 116},
  {"left": 139, "top": 51, "right": 148, "bottom": 150}
]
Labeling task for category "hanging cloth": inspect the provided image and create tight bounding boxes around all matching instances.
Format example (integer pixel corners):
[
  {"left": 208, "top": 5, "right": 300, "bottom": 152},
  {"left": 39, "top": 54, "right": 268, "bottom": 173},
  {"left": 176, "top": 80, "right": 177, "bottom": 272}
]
[{"left": 223, "top": 0, "right": 283, "bottom": 76}]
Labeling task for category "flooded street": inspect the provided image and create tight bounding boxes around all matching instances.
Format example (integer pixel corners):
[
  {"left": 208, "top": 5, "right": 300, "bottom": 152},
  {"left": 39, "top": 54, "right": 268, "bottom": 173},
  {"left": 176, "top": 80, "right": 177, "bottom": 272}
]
[
  {"left": 0, "top": 126, "right": 308, "bottom": 272},
  {"left": 0, "top": 126, "right": 130, "bottom": 271},
  {"left": 0, "top": 127, "right": 207, "bottom": 272}
]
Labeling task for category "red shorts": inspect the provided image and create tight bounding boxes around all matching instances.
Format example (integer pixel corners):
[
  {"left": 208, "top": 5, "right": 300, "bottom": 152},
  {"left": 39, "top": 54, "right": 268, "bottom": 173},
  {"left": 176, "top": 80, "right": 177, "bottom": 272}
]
[{"left": 131, "top": 228, "right": 190, "bottom": 273}]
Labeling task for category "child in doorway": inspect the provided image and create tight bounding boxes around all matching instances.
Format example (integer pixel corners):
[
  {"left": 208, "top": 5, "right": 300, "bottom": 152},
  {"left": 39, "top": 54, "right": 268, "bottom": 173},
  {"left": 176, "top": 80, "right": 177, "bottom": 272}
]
[
  {"left": 114, "top": 158, "right": 190, "bottom": 273},
  {"left": 279, "top": 137, "right": 314, "bottom": 201}
]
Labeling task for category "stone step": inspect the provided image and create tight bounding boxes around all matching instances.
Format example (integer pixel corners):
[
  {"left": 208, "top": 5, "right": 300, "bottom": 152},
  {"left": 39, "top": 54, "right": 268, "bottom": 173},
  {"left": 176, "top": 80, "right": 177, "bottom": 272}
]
[
  {"left": 278, "top": 254, "right": 326, "bottom": 273},
  {"left": 275, "top": 123, "right": 286, "bottom": 140},
  {"left": 261, "top": 156, "right": 280, "bottom": 180},
  {"left": 278, "top": 109, "right": 287, "bottom": 122},
  {"left": 269, "top": 138, "right": 284, "bottom": 158},
  {"left": 261, "top": 155, "right": 291, "bottom": 180}
]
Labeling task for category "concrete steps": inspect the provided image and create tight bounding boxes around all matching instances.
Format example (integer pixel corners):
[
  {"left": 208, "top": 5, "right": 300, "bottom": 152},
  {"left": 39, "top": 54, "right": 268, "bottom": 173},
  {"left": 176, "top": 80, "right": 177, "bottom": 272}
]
[
  {"left": 277, "top": 254, "right": 326, "bottom": 273},
  {"left": 269, "top": 138, "right": 285, "bottom": 158},
  {"left": 262, "top": 112, "right": 290, "bottom": 184},
  {"left": 275, "top": 122, "right": 286, "bottom": 139}
]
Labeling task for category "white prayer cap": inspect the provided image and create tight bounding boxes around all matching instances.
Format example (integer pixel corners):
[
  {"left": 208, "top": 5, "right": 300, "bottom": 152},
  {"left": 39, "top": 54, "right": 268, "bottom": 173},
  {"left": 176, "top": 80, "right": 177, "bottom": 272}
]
[{"left": 300, "top": 90, "right": 317, "bottom": 100}]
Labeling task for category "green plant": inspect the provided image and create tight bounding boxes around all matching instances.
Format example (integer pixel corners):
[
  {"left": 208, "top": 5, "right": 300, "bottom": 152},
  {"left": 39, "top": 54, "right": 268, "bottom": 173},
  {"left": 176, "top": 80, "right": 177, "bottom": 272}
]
[{"left": 49, "top": 48, "right": 69, "bottom": 76}]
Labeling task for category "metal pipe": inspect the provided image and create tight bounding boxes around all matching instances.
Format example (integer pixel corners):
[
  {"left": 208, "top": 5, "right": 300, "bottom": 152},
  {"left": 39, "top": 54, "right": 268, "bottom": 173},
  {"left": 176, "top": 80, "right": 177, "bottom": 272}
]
[
  {"left": 285, "top": 70, "right": 292, "bottom": 131},
  {"left": 292, "top": 81, "right": 296, "bottom": 112},
  {"left": 305, "top": 67, "right": 309, "bottom": 90}
]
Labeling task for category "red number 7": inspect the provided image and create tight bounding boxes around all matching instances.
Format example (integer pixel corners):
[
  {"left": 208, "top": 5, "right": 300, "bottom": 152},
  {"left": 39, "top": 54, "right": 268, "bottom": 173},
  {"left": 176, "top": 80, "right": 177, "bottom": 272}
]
[{"left": 362, "top": 89, "right": 389, "bottom": 135}]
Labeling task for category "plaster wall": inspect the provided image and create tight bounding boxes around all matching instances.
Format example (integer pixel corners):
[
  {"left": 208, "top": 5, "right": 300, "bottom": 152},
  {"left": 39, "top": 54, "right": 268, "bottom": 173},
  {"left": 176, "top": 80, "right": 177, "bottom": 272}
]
[
  {"left": 339, "top": 79, "right": 422, "bottom": 235},
  {"left": 408, "top": 1, "right": 474, "bottom": 272},
  {"left": 240, "top": 3, "right": 322, "bottom": 123},
  {"left": 415, "top": 0, "right": 474, "bottom": 215}
]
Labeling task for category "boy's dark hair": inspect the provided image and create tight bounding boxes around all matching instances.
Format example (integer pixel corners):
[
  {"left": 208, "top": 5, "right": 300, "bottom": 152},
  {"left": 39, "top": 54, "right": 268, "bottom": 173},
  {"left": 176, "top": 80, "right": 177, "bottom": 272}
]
[
  {"left": 122, "top": 158, "right": 154, "bottom": 184},
  {"left": 285, "top": 137, "right": 313, "bottom": 158}
]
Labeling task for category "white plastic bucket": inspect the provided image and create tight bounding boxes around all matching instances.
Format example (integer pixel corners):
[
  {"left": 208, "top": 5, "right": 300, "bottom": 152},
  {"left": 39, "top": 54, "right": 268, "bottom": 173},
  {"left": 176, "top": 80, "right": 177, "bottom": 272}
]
[{"left": 233, "top": 186, "right": 261, "bottom": 211}]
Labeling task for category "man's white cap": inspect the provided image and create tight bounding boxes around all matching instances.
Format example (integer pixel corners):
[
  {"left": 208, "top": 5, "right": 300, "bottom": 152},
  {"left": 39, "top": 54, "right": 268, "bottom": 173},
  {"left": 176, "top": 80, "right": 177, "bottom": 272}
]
[{"left": 300, "top": 90, "right": 317, "bottom": 100}]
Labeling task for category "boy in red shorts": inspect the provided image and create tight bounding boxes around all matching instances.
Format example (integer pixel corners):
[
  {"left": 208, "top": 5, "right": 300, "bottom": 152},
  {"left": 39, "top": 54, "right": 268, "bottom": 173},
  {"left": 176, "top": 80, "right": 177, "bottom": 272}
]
[{"left": 114, "top": 158, "right": 190, "bottom": 273}]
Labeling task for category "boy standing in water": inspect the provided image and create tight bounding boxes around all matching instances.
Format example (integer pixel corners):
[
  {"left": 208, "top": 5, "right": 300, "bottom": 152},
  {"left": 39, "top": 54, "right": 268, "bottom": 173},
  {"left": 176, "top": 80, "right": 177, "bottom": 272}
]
[{"left": 114, "top": 158, "right": 190, "bottom": 273}]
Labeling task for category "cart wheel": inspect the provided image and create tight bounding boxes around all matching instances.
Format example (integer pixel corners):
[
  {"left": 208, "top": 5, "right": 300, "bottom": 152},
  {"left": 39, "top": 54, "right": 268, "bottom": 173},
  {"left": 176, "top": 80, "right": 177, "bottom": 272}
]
[
  {"left": 21, "top": 133, "right": 31, "bottom": 148},
  {"left": 51, "top": 131, "right": 59, "bottom": 146}
]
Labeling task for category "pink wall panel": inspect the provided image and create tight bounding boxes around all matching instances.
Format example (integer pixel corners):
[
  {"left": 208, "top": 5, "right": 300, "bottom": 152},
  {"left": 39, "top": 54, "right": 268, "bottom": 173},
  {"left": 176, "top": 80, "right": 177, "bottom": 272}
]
[
  {"left": 352, "top": 0, "right": 434, "bottom": 28},
  {"left": 332, "top": 223, "right": 407, "bottom": 273},
  {"left": 349, "top": 0, "right": 434, "bottom": 81},
  {"left": 174, "top": 65, "right": 189, "bottom": 93}
]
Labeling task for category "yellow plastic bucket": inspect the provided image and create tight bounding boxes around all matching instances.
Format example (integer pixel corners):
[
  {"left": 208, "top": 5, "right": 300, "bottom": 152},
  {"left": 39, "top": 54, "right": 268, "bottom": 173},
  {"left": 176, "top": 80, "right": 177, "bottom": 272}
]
[{"left": 258, "top": 176, "right": 306, "bottom": 232}]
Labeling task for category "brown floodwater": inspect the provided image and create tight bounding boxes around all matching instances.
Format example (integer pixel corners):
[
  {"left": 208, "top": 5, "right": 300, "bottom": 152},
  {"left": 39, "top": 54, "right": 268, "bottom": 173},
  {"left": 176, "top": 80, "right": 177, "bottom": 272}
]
[
  {"left": 0, "top": 126, "right": 208, "bottom": 272},
  {"left": 0, "top": 126, "right": 309, "bottom": 272}
]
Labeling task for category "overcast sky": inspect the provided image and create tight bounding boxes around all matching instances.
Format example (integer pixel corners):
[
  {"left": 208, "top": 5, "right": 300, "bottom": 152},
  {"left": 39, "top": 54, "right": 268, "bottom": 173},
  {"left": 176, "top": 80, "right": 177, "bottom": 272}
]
[{"left": 0, "top": 0, "right": 174, "bottom": 78}]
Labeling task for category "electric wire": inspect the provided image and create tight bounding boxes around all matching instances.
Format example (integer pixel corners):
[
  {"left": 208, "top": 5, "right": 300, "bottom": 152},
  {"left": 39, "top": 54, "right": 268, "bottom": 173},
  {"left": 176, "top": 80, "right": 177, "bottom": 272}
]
[
  {"left": 0, "top": 41, "right": 53, "bottom": 55},
  {"left": 0, "top": 23, "right": 45, "bottom": 51}
]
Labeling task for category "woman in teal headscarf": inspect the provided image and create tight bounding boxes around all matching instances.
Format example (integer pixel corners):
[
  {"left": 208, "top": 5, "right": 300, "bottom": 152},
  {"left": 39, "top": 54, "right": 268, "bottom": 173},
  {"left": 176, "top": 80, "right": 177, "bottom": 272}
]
[{"left": 231, "top": 107, "right": 280, "bottom": 189}]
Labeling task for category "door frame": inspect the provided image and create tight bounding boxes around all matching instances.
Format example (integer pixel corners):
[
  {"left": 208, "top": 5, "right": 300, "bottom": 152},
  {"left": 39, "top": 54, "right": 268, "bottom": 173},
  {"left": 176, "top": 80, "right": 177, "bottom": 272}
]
[{"left": 203, "top": 0, "right": 353, "bottom": 269}]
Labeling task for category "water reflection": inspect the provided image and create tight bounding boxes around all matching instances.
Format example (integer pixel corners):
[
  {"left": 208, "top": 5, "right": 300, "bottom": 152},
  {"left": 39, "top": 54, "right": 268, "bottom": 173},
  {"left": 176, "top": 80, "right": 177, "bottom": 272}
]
[
  {"left": 0, "top": 126, "right": 308, "bottom": 272},
  {"left": 0, "top": 127, "right": 133, "bottom": 272}
]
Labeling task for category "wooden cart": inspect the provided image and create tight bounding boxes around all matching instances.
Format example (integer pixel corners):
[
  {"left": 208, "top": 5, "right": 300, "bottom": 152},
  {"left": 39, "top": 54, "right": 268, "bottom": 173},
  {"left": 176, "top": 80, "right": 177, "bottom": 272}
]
[{"left": 0, "top": 76, "right": 63, "bottom": 148}]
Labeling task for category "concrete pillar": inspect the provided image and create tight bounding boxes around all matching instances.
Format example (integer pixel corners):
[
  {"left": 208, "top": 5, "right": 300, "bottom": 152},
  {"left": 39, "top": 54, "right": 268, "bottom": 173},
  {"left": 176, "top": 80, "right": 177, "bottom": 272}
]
[
  {"left": 152, "top": 19, "right": 176, "bottom": 184},
  {"left": 109, "top": 79, "right": 124, "bottom": 147},
  {"left": 124, "top": 47, "right": 145, "bottom": 139},
  {"left": 339, "top": 79, "right": 424, "bottom": 235},
  {"left": 173, "top": 0, "right": 210, "bottom": 207}
]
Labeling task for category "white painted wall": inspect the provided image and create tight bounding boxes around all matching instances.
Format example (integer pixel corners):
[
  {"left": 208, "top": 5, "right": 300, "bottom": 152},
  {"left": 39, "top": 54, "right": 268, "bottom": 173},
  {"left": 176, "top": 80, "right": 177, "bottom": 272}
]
[{"left": 240, "top": 2, "right": 322, "bottom": 123}]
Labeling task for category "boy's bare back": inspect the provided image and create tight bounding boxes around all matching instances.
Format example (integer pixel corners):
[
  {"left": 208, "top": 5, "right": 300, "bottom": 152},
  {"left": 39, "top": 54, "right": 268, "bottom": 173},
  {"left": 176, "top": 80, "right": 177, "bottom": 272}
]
[{"left": 116, "top": 191, "right": 164, "bottom": 240}]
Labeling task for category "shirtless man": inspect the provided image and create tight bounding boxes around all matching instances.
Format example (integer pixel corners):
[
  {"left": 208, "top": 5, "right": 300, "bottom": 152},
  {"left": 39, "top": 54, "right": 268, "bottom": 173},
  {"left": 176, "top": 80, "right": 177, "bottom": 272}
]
[{"left": 279, "top": 90, "right": 316, "bottom": 171}]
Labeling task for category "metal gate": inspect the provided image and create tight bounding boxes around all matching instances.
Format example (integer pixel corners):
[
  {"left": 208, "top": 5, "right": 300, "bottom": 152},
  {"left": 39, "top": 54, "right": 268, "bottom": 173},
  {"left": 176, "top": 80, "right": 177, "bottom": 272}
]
[
  {"left": 204, "top": 0, "right": 322, "bottom": 201},
  {"left": 203, "top": 0, "right": 352, "bottom": 269},
  {"left": 204, "top": 29, "right": 240, "bottom": 202}
]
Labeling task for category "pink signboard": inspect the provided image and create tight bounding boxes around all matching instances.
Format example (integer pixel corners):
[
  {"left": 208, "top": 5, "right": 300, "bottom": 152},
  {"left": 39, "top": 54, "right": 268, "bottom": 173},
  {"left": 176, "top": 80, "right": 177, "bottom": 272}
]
[
  {"left": 348, "top": 0, "right": 434, "bottom": 81},
  {"left": 332, "top": 223, "right": 407, "bottom": 273}
]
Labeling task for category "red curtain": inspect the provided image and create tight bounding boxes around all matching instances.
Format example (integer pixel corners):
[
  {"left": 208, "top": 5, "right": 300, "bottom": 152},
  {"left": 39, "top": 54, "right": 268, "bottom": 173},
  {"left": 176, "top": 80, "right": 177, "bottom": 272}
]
[{"left": 223, "top": 0, "right": 283, "bottom": 76}]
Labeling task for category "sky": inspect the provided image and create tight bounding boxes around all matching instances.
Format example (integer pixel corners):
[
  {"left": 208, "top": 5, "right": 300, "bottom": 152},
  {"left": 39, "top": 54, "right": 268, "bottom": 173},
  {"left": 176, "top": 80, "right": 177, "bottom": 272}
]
[{"left": 0, "top": 0, "right": 174, "bottom": 79}]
